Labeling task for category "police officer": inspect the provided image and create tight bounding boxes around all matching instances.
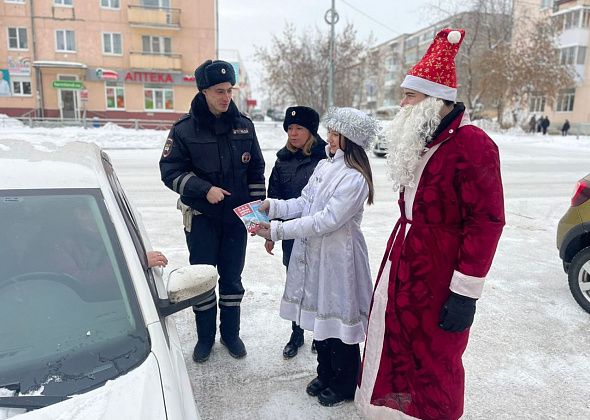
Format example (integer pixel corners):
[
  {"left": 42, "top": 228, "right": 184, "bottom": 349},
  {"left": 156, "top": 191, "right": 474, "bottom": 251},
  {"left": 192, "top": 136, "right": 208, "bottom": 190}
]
[{"left": 159, "top": 59, "right": 265, "bottom": 363}]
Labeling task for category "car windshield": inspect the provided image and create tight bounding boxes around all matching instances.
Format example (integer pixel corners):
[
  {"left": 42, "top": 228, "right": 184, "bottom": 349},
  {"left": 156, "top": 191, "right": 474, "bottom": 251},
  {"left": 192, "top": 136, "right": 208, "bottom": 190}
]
[{"left": 0, "top": 189, "right": 149, "bottom": 400}]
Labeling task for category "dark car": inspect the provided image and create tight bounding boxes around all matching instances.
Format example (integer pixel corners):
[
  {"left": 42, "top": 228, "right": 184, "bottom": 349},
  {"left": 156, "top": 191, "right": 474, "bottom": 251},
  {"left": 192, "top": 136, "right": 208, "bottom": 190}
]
[{"left": 250, "top": 109, "right": 265, "bottom": 121}]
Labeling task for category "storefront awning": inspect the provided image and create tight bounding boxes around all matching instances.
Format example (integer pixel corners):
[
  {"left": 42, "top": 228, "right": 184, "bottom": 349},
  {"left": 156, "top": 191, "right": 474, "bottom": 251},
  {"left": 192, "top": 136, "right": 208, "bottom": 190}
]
[{"left": 33, "top": 61, "right": 87, "bottom": 69}]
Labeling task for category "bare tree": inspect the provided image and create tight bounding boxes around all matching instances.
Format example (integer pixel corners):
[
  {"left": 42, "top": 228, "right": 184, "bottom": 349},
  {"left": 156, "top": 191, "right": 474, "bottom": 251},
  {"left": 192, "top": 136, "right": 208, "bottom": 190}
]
[
  {"left": 477, "top": 17, "right": 574, "bottom": 125},
  {"left": 427, "top": 0, "right": 573, "bottom": 125},
  {"left": 254, "top": 23, "right": 382, "bottom": 116}
]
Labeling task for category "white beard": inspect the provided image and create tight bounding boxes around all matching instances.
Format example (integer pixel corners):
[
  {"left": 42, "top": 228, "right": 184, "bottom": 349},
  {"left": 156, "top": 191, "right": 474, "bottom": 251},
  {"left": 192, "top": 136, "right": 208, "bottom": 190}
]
[{"left": 386, "top": 97, "right": 444, "bottom": 191}]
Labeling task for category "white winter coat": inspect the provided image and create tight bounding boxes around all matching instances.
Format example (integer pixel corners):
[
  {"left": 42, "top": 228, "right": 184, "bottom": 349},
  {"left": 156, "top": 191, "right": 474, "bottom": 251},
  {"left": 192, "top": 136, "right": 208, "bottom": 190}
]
[{"left": 268, "top": 147, "right": 373, "bottom": 345}]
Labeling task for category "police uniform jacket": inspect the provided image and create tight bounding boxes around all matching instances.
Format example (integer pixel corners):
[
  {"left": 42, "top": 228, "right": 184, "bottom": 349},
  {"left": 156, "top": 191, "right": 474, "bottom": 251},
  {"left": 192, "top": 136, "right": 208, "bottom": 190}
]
[
  {"left": 160, "top": 92, "right": 266, "bottom": 223},
  {"left": 267, "top": 136, "right": 327, "bottom": 266}
]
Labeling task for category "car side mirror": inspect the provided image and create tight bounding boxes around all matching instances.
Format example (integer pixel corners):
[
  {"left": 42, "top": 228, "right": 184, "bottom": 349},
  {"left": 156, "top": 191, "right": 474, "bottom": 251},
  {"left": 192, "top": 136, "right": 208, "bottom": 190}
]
[
  {"left": 158, "top": 265, "right": 217, "bottom": 316},
  {"left": 167, "top": 265, "right": 217, "bottom": 303}
]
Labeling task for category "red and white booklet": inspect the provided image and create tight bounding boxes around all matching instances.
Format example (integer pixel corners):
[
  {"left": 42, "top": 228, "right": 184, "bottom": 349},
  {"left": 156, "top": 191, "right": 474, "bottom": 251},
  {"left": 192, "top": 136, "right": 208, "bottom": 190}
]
[{"left": 233, "top": 200, "right": 270, "bottom": 233}]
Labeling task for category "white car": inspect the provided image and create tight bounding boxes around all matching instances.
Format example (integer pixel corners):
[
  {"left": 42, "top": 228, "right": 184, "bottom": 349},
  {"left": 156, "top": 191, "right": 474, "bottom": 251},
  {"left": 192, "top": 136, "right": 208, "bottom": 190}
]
[
  {"left": 373, "top": 120, "right": 393, "bottom": 158},
  {"left": 0, "top": 140, "right": 215, "bottom": 419}
]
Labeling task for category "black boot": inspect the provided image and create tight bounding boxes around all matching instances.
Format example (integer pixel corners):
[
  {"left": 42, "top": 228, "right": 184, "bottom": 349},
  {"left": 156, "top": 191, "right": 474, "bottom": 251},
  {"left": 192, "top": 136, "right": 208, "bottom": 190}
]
[
  {"left": 318, "top": 387, "right": 353, "bottom": 407},
  {"left": 283, "top": 322, "right": 304, "bottom": 359},
  {"left": 192, "top": 305, "right": 217, "bottom": 363},
  {"left": 219, "top": 305, "right": 247, "bottom": 359},
  {"left": 306, "top": 377, "right": 328, "bottom": 397},
  {"left": 318, "top": 339, "right": 359, "bottom": 405}
]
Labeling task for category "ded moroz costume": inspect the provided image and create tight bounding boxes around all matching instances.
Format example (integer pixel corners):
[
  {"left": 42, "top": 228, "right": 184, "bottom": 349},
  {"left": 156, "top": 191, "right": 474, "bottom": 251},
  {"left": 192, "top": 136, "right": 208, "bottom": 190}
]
[{"left": 355, "top": 29, "right": 505, "bottom": 419}]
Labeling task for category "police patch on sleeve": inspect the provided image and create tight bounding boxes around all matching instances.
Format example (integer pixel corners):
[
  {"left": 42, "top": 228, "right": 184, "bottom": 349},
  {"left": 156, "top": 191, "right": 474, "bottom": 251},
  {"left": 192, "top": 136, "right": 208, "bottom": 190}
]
[
  {"left": 162, "top": 137, "right": 174, "bottom": 158},
  {"left": 241, "top": 152, "right": 251, "bottom": 163}
]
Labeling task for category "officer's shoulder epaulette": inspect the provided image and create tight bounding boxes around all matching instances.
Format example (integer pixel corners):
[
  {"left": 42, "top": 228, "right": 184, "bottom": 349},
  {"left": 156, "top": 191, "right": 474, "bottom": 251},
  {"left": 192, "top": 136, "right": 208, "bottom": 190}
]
[
  {"left": 173, "top": 113, "right": 191, "bottom": 126},
  {"left": 239, "top": 112, "right": 252, "bottom": 122}
]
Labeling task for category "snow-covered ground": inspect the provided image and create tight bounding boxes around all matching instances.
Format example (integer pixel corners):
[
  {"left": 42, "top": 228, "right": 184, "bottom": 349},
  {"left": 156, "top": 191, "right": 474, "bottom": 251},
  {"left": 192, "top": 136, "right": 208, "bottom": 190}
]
[{"left": 1, "top": 119, "right": 590, "bottom": 419}]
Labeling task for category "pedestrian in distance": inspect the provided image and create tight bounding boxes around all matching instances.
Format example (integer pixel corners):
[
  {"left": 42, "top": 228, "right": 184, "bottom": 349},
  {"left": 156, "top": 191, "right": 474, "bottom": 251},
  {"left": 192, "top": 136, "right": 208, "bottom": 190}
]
[
  {"left": 528, "top": 115, "right": 536, "bottom": 134},
  {"left": 265, "top": 106, "right": 327, "bottom": 359},
  {"left": 562, "top": 119, "right": 570, "bottom": 136},
  {"left": 255, "top": 107, "right": 379, "bottom": 407},
  {"left": 160, "top": 59, "right": 266, "bottom": 363},
  {"left": 541, "top": 115, "right": 550, "bottom": 135},
  {"left": 355, "top": 29, "right": 505, "bottom": 420}
]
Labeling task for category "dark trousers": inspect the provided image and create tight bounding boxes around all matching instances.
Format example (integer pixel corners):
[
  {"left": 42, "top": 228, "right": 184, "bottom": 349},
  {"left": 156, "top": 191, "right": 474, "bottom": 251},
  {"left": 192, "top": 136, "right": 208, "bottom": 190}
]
[
  {"left": 186, "top": 215, "right": 247, "bottom": 339},
  {"left": 315, "top": 338, "right": 360, "bottom": 397}
]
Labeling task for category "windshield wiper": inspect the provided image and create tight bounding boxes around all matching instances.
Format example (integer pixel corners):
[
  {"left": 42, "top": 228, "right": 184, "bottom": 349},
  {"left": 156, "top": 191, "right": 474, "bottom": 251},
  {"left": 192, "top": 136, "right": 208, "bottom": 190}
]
[{"left": 0, "top": 395, "right": 70, "bottom": 410}]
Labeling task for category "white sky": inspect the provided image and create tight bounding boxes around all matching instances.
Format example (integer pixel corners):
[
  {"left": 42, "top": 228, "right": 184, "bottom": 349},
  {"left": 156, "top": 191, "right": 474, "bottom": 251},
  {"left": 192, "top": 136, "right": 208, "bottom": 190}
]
[{"left": 218, "top": 0, "right": 440, "bottom": 100}]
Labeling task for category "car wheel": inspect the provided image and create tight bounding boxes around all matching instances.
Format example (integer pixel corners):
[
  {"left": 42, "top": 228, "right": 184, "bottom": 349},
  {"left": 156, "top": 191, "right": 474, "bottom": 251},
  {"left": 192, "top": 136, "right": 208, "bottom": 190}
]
[
  {"left": 568, "top": 246, "right": 590, "bottom": 314},
  {"left": 373, "top": 151, "right": 386, "bottom": 158}
]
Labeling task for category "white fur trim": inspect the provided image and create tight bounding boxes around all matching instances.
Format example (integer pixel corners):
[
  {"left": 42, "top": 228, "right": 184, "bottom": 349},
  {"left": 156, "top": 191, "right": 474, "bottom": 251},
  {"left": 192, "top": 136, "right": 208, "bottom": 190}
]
[
  {"left": 450, "top": 270, "right": 485, "bottom": 299},
  {"left": 355, "top": 399, "right": 420, "bottom": 420},
  {"left": 400, "top": 74, "right": 457, "bottom": 102},
  {"left": 404, "top": 143, "right": 441, "bottom": 221},
  {"left": 355, "top": 260, "right": 391, "bottom": 415},
  {"left": 447, "top": 30, "right": 462, "bottom": 44}
]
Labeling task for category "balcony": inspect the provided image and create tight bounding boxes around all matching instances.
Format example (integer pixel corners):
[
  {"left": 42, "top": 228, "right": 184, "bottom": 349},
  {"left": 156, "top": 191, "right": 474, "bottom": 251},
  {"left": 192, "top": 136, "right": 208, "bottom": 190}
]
[
  {"left": 129, "top": 51, "right": 182, "bottom": 70},
  {"left": 128, "top": 5, "right": 181, "bottom": 29}
]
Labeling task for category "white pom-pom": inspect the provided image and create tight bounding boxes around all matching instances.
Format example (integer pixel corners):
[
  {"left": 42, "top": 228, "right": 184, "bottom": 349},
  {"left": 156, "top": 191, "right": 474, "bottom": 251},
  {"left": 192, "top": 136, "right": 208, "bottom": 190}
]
[{"left": 447, "top": 30, "right": 461, "bottom": 44}]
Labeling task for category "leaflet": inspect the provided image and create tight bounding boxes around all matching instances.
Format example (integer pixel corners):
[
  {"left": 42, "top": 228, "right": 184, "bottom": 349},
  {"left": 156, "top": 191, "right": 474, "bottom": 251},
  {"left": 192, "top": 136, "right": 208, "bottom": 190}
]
[{"left": 233, "top": 200, "right": 269, "bottom": 233}]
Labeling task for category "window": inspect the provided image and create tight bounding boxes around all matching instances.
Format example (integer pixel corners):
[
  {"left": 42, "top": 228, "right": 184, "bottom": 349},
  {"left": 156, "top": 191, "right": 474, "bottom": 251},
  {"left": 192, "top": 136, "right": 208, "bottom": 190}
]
[
  {"left": 583, "top": 9, "right": 590, "bottom": 28},
  {"left": 100, "top": 0, "right": 119, "bottom": 8},
  {"left": 141, "top": 0, "right": 170, "bottom": 7},
  {"left": 556, "top": 88, "right": 575, "bottom": 112},
  {"left": 540, "top": 0, "right": 552, "bottom": 9},
  {"left": 144, "top": 85, "right": 173, "bottom": 111},
  {"left": 105, "top": 82, "right": 125, "bottom": 109},
  {"left": 102, "top": 33, "right": 122, "bottom": 55},
  {"left": 12, "top": 77, "right": 32, "bottom": 96},
  {"left": 529, "top": 95, "right": 545, "bottom": 113},
  {"left": 141, "top": 35, "right": 171, "bottom": 54},
  {"left": 54, "top": 0, "right": 73, "bottom": 6},
  {"left": 577, "top": 46, "right": 586, "bottom": 65},
  {"left": 8, "top": 27, "right": 27, "bottom": 50},
  {"left": 56, "top": 30, "right": 76, "bottom": 52},
  {"left": 560, "top": 46, "right": 576, "bottom": 65},
  {"left": 5, "top": 0, "right": 25, "bottom": 3},
  {"left": 560, "top": 46, "right": 587, "bottom": 66},
  {"left": 564, "top": 10, "right": 581, "bottom": 29}
]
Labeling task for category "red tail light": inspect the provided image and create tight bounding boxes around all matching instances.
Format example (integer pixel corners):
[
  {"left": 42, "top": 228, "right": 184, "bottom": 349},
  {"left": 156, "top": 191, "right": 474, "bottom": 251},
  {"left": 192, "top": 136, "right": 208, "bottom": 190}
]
[{"left": 571, "top": 179, "right": 590, "bottom": 207}]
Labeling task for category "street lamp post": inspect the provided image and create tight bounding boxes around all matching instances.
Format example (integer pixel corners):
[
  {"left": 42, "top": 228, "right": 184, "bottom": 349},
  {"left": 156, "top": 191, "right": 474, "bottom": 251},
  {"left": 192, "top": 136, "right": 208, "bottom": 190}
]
[{"left": 325, "top": 0, "right": 339, "bottom": 109}]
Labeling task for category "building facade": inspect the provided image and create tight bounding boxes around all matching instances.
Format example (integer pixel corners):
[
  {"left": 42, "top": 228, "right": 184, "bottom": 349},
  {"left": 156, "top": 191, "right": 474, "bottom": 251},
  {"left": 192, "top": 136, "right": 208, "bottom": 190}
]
[
  {"left": 0, "top": 0, "right": 219, "bottom": 121},
  {"left": 546, "top": 0, "right": 590, "bottom": 131},
  {"left": 364, "top": 12, "right": 511, "bottom": 118}
]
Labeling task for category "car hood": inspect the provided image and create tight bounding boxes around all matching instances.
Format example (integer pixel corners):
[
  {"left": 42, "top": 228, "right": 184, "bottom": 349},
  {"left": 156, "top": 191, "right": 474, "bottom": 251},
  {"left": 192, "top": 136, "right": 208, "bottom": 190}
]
[{"left": 1, "top": 353, "right": 165, "bottom": 420}]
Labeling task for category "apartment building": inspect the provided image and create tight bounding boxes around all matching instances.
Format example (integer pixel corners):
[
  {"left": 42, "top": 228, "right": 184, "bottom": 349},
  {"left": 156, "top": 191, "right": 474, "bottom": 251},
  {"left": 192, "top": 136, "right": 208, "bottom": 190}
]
[
  {"left": 544, "top": 0, "right": 590, "bottom": 130},
  {"left": 0, "top": 0, "right": 223, "bottom": 120},
  {"left": 365, "top": 11, "right": 511, "bottom": 117}
]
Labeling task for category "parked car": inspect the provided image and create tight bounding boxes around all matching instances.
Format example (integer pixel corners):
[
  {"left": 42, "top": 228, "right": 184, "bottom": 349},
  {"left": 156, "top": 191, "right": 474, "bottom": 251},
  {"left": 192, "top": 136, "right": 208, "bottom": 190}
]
[
  {"left": 250, "top": 109, "right": 265, "bottom": 121},
  {"left": 373, "top": 120, "right": 392, "bottom": 158},
  {"left": 0, "top": 140, "right": 216, "bottom": 419},
  {"left": 266, "top": 108, "right": 284, "bottom": 122},
  {"left": 556, "top": 173, "right": 590, "bottom": 313}
]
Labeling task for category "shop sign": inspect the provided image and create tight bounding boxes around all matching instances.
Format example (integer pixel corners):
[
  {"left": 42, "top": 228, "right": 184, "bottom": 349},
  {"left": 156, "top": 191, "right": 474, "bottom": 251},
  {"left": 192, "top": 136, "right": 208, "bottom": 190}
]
[
  {"left": 8, "top": 57, "right": 31, "bottom": 77},
  {"left": 80, "top": 89, "right": 89, "bottom": 101},
  {"left": 125, "top": 71, "right": 173, "bottom": 84},
  {"left": 96, "top": 68, "right": 119, "bottom": 81},
  {"left": 52, "top": 80, "right": 84, "bottom": 89},
  {"left": 86, "top": 68, "right": 194, "bottom": 85}
]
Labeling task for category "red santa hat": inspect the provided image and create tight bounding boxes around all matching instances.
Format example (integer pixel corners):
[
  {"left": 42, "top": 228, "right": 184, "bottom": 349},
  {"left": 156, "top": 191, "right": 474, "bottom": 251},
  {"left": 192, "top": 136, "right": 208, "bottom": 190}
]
[{"left": 400, "top": 28, "right": 465, "bottom": 102}]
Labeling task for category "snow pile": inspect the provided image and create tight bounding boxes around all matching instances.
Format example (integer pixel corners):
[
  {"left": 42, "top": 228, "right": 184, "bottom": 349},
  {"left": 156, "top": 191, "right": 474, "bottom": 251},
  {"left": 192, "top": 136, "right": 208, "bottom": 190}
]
[
  {"left": 0, "top": 114, "right": 24, "bottom": 128},
  {"left": 99, "top": 122, "right": 124, "bottom": 131}
]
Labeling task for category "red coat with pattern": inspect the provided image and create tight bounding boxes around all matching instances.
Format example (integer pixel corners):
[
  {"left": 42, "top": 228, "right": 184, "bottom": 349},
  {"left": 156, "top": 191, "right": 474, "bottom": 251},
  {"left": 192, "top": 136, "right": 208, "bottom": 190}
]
[{"left": 356, "top": 110, "right": 505, "bottom": 420}]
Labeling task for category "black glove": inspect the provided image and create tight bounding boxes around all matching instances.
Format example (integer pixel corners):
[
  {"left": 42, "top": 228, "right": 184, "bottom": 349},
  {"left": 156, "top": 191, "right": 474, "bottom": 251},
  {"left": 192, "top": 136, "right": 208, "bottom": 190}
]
[{"left": 439, "top": 292, "right": 477, "bottom": 332}]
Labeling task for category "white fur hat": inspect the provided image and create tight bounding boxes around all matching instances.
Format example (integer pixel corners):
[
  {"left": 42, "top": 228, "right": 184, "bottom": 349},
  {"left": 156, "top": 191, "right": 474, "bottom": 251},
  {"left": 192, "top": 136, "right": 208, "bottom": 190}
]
[{"left": 322, "top": 107, "right": 381, "bottom": 149}]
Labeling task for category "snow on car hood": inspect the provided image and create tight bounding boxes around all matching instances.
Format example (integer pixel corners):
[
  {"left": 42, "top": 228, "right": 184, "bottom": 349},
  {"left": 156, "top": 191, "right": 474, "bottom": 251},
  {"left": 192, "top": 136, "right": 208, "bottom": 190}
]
[{"left": 0, "top": 353, "right": 165, "bottom": 420}]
